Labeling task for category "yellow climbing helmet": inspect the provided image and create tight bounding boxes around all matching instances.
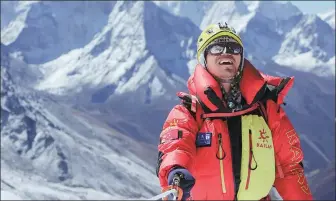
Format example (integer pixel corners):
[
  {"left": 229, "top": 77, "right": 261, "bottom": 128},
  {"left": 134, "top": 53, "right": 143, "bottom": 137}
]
[{"left": 197, "top": 22, "right": 243, "bottom": 65}]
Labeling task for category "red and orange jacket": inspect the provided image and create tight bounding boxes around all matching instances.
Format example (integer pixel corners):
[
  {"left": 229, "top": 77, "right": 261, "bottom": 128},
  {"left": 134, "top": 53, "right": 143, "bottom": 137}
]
[{"left": 156, "top": 59, "right": 313, "bottom": 200}]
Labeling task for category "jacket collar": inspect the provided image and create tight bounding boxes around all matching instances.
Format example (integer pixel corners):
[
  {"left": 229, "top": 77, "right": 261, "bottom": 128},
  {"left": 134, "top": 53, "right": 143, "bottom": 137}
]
[{"left": 187, "top": 58, "right": 293, "bottom": 111}]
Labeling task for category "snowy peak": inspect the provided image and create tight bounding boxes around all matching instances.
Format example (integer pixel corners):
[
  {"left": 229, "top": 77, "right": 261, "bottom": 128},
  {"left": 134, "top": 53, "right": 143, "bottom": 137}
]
[
  {"left": 32, "top": 1, "right": 199, "bottom": 104},
  {"left": 274, "top": 14, "right": 335, "bottom": 75},
  {"left": 1, "top": 1, "right": 20, "bottom": 29},
  {"left": 200, "top": 1, "right": 301, "bottom": 30},
  {"left": 5, "top": 1, "right": 115, "bottom": 64},
  {"left": 281, "top": 14, "right": 334, "bottom": 58},
  {"left": 238, "top": 3, "right": 301, "bottom": 63},
  {"left": 318, "top": 10, "right": 335, "bottom": 29},
  {"left": 143, "top": 1, "right": 199, "bottom": 77},
  {"left": 153, "top": 1, "right": 213, "bottom": 26},
  {"left": 211, "top": 1, "right": 249, "bottom": 15},
  {"left": 253, "top": 1, "right": 302, "bottom": 21},
  {"left": 0, "top": 1, "right": 38, "bottom": 45},
  {"left": 200, "top": 1, "right": 252, "bottom": 31},
  {"left": 87, "top": 1, "right": 147, "bottom": 59},
  {"left": 0, "top": 1, "right": 38, "bottom": 30}
]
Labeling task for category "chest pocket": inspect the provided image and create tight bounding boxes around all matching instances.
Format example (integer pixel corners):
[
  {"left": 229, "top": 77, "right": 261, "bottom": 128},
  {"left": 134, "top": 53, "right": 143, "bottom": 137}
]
[{"left": 237, "top": 114, "right": 275, "bottom": 200}]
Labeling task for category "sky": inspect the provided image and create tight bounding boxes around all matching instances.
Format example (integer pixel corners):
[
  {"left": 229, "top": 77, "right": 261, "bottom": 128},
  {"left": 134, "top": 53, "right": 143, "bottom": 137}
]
[{"left": 289, "top": 1, "right": 335, "bottom": 14}]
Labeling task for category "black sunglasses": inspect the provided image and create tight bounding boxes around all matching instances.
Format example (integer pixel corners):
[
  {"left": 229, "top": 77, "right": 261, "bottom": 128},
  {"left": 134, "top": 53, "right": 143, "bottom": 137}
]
[{"left": 206, "top": 42, "right": 242, "bottom": 55}]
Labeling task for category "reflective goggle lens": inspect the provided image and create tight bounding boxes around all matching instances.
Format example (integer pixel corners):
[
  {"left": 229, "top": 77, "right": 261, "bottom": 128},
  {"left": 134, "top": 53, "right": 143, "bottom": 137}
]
[{"left": 207, "top": 43, "right": 242, "bottom": 55}]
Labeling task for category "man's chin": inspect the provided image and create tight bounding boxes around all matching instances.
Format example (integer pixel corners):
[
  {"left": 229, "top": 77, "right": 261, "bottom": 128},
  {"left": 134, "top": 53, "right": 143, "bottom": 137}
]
[
  {"left": 221, "top": 78, "right": 234, "bottom": 83},
  {"left": 216, "top": 76, "right": 235, "bottom": 83}
]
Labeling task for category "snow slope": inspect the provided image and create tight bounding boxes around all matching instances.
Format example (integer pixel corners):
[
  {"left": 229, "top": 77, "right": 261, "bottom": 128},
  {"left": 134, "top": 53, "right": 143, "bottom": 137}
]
[
  {"left": 0, "top": 1, "right": 38, "bottom": 44},
  {"left": 153, "top": 1, "right": 213, "bottom": 26},
  {"left": 1, "top": 46, "right": 160, "bottom": 199},
  {"left": 318, "top": 9, "right": 335, "bottom": 29}
]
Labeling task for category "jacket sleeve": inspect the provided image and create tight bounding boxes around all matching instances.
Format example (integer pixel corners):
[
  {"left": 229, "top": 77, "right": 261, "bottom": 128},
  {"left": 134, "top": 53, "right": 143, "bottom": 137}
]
[
  {"left": 156, "top": 104, "right": 199, "bottom": 188},
  {"left": 267, "top": 100, "right": 313, "bottom": 200}
]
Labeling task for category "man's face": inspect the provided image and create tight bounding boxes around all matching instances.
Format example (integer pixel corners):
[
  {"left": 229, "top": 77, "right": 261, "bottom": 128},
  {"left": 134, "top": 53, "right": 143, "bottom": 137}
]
[{"left": 205, "top": 42, "right": 242, "bottom": 82}]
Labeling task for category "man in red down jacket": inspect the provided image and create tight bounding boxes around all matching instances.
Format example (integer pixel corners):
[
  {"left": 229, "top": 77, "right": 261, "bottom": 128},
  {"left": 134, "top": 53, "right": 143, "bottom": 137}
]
[{"left": 156, "top": 22, "right": 313, "bottom": 200}]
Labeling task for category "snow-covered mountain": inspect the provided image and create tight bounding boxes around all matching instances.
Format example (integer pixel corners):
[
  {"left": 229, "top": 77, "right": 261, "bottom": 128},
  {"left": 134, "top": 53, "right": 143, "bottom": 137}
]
[
  {"left": 2, "top": 1, "right": 116, "bottom": 64},
  {"left": 0, "top": 1, "right": 18, "bottom": 30},
  {"left": 155, "top": 1, "right": 335, "bottom": 76},
  {"left": 0, "top": 1, "right": 38, "bottom": 41},
  {"left": 1, "top": 44, "right": 160, "bottom": 199},
  {"left": 1, "top": 1, "right": 335, "bottom": 200},
  {"left": 4, "top": 1, "right": 197, "bottom": 97},
  {"left": 153, "top": 1, "right": 212, "bottom": 26},
  {"left": 272, "top": 14, "right": 335, "bottom": 74},
  {"left": 318, "top": 9, "right": 335, "bottom": 29},
  {"left": 2, "top": 1, "right": 201, "bottom": 144},
  {"left": 201, "top": 1, "right": 255, "bottom": 33}
]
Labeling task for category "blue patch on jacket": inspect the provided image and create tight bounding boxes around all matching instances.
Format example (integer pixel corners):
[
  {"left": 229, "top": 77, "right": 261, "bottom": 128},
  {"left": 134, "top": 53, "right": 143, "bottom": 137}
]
[{"left": 196, "top": 132, "right": 212, "bottom": 147}]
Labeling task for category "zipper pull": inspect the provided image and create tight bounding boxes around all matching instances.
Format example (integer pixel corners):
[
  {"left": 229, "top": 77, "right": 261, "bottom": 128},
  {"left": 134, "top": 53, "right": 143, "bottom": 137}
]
[
  {"left": 216, "top": 133, "right": 225, "bottom": 160},
  {"left": 248, "top": 129, "right": 258, "bottom": 170}
]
